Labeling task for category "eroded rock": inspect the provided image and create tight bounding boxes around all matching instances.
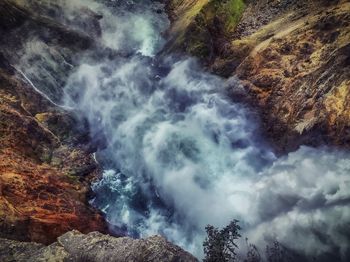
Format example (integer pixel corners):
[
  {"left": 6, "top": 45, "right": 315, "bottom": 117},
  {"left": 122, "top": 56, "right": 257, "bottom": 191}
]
[
  {"left": 166, "top": 0, "right": 350, "bottom": 152},
  {"left": 0, "top": 231, "right": 198, "bottom": 262},
  {"left": 0, "top": 0, "right": 107, "bottom": 245},
  {"left": 0, "top": 67, "right": 107, "bottom": 244}
]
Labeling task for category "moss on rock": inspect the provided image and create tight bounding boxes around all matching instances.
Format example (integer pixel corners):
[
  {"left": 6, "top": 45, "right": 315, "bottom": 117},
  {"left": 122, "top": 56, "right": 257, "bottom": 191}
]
[{"left": 166, "top": 0, "right": 246, "bottom": 60}]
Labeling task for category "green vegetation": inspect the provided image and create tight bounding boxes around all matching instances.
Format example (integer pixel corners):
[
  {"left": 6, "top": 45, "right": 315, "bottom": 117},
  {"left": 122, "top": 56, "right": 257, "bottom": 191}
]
[
  {"left": 205, "top": 0, "right": 245, "bottom": 35},
  {"left": 65, "top": 170, "right": 81, "bottom": 184},
  {"left": 183, "top": 0, "right": 246, "bottom": 59},
  {"left": 203, "top": 220, "right": 297, "bottom": 262},
  {"left": 203, "top": 220, "right": 241, "bottom": 262},
  {"left": 225, "top": 0, "right": 246, "bottom": 31}
]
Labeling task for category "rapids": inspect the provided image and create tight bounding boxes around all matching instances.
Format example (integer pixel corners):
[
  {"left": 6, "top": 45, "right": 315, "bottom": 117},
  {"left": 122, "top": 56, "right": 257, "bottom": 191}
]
[{"left": 16, "top": 0, "right": 350, "bottom": 260}]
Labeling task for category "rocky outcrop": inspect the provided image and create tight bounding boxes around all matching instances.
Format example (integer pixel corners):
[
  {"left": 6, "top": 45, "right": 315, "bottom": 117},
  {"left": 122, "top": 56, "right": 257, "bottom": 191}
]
[
  {"left": 0, "top": 67, "right": 107, "bottom": 244},
  {"left": 165, "top": 0, "right": 245, "bottom": 61},
  {"left": 0, "top": 230, "right": 198, "bottom": 262},
  {"left": 0, "top": 0, "right": 101, "bottom": 102},
  {"left": 0, "top": 0, "right": 107, "bottom": 244},
  {"left": 166, "top": 0, "right": 350, "bottom": 152}
]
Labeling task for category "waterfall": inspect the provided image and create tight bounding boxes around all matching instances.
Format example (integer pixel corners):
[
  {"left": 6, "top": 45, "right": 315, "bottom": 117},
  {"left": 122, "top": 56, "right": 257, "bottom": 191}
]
[{"left": 16, "top": 0, "right": 350, "bottom": 260}]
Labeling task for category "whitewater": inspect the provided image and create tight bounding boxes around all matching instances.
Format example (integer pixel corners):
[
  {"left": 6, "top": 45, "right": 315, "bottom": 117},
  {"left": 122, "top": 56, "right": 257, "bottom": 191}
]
[{"left": 16, "top": 0, "right": 350, "bottom": 261}]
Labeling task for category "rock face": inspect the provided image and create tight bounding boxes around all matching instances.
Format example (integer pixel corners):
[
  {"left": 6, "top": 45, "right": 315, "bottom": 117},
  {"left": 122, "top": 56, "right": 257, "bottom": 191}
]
[
  {"left": 0, "top": 230, "right": 198, "bottom": 262},
  {"left": 0, "top": 63, "right": 107, "bottom": 245},
  {"left": 166, "top": 0, "right": 350, "bottom": 152},
  {"left": 165, "top": 0, "right": 245, "bottom": 61},
  {"left": 0, "top": 0, "right": 107, "bottom": 244},
  {"left": 0, "top": 2, "right": 198, "bottom": 259},
  {"left": 0, "top": 0, "right": 101, "bottom": 102}
]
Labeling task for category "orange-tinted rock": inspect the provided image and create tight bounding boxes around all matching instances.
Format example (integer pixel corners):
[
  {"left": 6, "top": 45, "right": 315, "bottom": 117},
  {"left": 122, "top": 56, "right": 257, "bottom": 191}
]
[
  {"left": 232, "top": 1, "right": 350, "bottom": 151},
  {"left": 166, "top": 0, "right": 350, "bottom": 152},
  {"left": 0, "top": 68, "right": 107, "bottom": 244},
  {"left": 0, "top": 0, "right": 108, "bottom": 244}
]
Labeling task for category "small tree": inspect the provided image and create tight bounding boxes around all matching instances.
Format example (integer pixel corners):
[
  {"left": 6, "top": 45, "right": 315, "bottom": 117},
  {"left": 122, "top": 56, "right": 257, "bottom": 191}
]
[
  {"left": 244, "top": 238, "right": 261, "bottom": 262},
  {"left": 266, "top": 241, "right": 295, "bottom": 262},
  {"left": 203, "top": 220, "right": 242, "bottom": 262}
]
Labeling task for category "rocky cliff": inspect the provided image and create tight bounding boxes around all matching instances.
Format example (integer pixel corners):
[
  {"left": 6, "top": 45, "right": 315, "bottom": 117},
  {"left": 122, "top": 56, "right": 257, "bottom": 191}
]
[
  {"left": 0, "top": 0, "right": 107, "bottom": 245},
  {"left": 0, "top": 1, "right": 196, "bottom": 261},
  {"left": 0, "top": 230, "right": 198, "bottom": 262},
  {"left": 166, "top": 0, "right": 350, "bottom": 152},
  {"left": 1, "top": 0, "right": 349, "bottom": 260}
]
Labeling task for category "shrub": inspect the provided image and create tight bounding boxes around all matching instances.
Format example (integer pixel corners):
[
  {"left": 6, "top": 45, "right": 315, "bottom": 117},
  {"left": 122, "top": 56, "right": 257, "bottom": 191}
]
[{"left": 203, "top": 219, "right": 242, "bottom": 262}]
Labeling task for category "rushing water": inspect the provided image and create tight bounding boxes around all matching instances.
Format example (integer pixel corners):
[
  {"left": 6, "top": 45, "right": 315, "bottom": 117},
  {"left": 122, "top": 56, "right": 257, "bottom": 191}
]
[{"left": 17, "top": 0, "right": 350, "bottom": 260}]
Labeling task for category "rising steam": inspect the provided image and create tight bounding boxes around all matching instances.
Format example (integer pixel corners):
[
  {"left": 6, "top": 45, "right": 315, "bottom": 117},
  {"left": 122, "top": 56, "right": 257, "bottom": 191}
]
[{"left": 14, "top": 0, "right": 350, "bottom": 261}]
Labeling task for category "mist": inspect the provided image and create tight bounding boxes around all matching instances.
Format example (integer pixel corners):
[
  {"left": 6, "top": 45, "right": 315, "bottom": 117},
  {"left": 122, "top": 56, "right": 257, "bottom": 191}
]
[{"left": 14, "top": 0, "right": 350, "bottom": 261}]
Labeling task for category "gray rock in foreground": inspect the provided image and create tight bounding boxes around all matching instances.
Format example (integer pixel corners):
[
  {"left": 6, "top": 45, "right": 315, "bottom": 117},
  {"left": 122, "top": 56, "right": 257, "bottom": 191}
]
[{"left": 0, "top": 230, "right": 198, "bottom": 262}]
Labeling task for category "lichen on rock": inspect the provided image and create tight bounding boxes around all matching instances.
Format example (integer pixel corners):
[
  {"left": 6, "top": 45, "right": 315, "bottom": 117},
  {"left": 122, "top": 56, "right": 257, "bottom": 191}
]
[
  {"left": 165, "top": 0, "right": 246, "bottom": 61},
  {"left": 0, "top": 230, "right": 198, "bottom": 262}
]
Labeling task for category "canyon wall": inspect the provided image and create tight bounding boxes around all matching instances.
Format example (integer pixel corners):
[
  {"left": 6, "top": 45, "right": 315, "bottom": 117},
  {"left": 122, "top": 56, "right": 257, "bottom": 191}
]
[
  {"left": 0, "top": 0, "right": 107, "bottom": 244},
  {"left": 0, "top": 0, "right": 349, "bottom": 260},
  {"left": 166, "top": 0, "right": 350, "bottom": 152},
  {"left": 0, "top": 1, "right": 195, "bottom": 260}
]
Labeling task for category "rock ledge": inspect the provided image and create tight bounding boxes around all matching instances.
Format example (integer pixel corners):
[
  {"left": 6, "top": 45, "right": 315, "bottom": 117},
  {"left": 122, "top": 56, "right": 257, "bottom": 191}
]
[{"left": 0, "top": 230, "right": 198, "bottom": 262}]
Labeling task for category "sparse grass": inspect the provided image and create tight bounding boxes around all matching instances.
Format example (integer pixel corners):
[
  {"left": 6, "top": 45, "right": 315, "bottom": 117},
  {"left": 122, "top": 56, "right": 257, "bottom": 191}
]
[
  {"left": 179, "top": 0, "right": 246, "bottom": 59},
  {"left": 203, "top": 0, "right": 245, "bottom": 35},
  {"left": 65, "top": 171, "right": 80, "bottom": 183}
]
